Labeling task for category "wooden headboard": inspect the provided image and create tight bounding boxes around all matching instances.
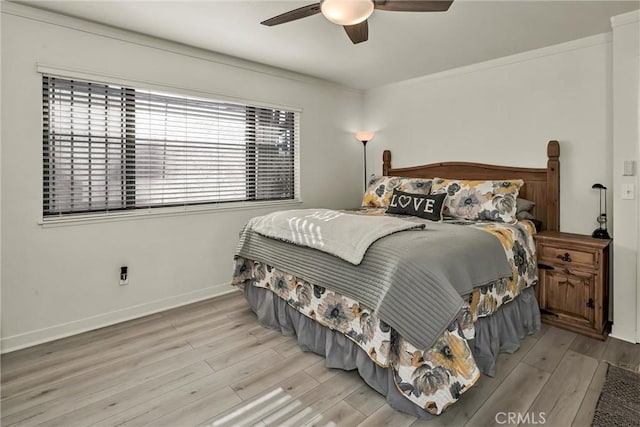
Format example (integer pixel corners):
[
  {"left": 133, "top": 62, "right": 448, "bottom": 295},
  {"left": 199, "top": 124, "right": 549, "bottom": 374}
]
[{"left": 383, "top": 140, "right": 560, "bottom": 231}]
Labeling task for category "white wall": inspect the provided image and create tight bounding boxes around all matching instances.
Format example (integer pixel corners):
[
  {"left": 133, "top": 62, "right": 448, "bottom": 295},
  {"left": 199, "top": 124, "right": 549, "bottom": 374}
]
[
  {"left": 364, "top": 34, "right": 613, "bottom": 236},
  {"left": 611, "top": 10, "right": 639, "bottom": 343},
  {"left": 0, "top": 4, "right": 363, "bottom": 351}
]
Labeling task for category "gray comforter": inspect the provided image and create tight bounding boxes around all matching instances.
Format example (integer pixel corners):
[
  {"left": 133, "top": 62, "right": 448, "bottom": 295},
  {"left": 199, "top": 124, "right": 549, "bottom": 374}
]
[{"left": 236, "top": 219, "right": 511, "bottom": 349}]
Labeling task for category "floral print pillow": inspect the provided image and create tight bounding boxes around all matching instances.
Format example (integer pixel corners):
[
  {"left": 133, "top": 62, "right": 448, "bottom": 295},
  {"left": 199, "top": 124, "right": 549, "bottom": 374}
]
[
  {"left": 361, "top": 175, "right": 432, "bottom": 208},
  {"left": 431, "top": 178, "right": 523, "bottom": 223}
]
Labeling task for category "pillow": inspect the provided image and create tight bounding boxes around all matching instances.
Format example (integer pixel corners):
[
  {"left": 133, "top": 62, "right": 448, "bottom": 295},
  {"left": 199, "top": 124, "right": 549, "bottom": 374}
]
[
  {"left": 517, "top": 211, "right": 535, "bottom": 221},
  {"left": 516, "top": 198, "right": 535, "bottom": 214},
  {"left": 386, "top": 189, "right": 447, "bottom": 221},
  {"left": 362, "top": 176, "right": 432, "bottom": 208},
  {"left": 431, "top": 178, "right": 523, "bottom": 223}
]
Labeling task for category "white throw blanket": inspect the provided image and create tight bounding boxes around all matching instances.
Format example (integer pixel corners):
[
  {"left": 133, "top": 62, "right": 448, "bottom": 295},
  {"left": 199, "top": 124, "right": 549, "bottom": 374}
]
[{"left": 248, "top": 209, "right": 425, "bottom": 265}]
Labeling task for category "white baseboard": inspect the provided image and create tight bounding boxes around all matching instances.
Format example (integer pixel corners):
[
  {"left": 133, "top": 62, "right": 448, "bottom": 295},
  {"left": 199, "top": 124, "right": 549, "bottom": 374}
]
[
  {"left": 610, "top": 324, "right": 639, "bottom": 344},
  {"left": 0, "top": 283, "right": 240, "bottom": 354}
]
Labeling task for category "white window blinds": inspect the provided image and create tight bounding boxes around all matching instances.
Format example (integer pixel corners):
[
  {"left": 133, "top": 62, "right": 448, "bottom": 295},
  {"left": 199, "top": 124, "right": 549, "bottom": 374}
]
[{"left": 42, "top": 76, "right": 299, "bottom": 217}]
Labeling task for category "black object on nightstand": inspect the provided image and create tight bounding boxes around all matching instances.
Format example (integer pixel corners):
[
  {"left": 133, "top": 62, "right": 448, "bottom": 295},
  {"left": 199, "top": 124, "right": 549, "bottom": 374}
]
[{"left": 591, "top": 183, "right": 611, "bottom": 239}]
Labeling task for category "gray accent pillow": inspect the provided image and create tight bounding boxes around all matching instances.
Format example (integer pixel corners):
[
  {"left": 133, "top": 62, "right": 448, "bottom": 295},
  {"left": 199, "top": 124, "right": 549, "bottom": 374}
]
[
  {"left": 517, "top": 211, "right": 535, "bottom": 221},
  {"left": 516, "top": 198, "right": 535, "bottom": 214}
]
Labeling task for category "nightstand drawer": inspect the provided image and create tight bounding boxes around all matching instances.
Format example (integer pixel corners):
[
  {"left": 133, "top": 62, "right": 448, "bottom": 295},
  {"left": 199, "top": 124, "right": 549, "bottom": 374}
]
[{"left": 538, "top": 244, "right": 597, "bottom": 269}]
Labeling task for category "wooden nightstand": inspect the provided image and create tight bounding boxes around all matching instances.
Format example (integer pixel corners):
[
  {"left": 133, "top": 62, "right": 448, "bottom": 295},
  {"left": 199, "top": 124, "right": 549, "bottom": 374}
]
[{"left": 534, "top": 231, "right": 611, "bottom": 340}]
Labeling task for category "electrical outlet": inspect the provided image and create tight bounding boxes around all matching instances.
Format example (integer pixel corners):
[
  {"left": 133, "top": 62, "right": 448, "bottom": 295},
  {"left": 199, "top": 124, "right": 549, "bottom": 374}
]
[
  {"left": 120, "top": 266, "right": 129, "bottom": 286},
  {"left": 621, "top": 183, "right": 636, "bottom": 200}
]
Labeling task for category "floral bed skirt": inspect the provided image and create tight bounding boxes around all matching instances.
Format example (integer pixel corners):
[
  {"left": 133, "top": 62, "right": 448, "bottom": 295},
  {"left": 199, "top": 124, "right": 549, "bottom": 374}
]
[{"left": 235, "top": 275, "right": 539, "bottom": 417}]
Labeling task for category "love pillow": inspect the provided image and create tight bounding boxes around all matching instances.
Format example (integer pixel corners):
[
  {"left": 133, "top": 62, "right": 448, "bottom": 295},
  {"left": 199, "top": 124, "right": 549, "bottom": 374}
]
[{"left": 385, "top": 189, "right": 447, "bottom": 221}]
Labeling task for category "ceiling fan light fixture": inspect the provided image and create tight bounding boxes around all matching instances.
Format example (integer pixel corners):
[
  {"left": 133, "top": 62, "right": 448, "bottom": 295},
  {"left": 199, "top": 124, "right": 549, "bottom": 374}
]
[{"left": 320, "top": 0, "right": 374, "bottom": 26}]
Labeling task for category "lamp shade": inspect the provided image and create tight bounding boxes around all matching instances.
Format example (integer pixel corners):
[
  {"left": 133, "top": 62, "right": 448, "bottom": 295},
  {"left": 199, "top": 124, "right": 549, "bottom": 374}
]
[
  {"left": 355, "top": 131, "right": 374, "bottom": 142},
  {"left": 321, "top": 0, "right": 374, "bottom": 26}
]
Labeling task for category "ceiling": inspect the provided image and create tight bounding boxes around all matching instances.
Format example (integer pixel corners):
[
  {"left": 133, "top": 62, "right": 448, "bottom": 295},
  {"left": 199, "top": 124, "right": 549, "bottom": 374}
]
[{"left": 18, "top": 0, "right": 640, "bottom": 89}]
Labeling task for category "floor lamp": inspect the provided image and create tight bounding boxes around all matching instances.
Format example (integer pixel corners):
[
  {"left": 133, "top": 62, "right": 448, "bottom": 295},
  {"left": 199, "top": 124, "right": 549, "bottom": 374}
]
[{"left": 355, "top": 131, "right": 374, "bottom": 191}]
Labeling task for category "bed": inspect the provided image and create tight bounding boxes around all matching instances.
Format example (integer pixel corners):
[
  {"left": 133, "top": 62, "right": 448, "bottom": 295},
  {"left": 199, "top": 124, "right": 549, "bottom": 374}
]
[{"left": 231, "top": 140, "right": 560, "bottom": 418}]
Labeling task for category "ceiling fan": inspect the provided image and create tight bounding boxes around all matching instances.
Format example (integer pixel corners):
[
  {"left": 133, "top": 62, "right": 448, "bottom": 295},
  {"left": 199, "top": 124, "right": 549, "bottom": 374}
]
[{"left": 261, "top": 0, "right": 454, "bottom": 45}]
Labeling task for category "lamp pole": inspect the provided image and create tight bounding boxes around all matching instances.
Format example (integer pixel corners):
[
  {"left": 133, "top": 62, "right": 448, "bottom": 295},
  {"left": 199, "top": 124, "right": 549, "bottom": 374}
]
[
  {"left": 362, "top": 139, "right": 368, "bottom": 191},
  {"left": 355, "top": 131, "right": 374, "bottom": 192}
]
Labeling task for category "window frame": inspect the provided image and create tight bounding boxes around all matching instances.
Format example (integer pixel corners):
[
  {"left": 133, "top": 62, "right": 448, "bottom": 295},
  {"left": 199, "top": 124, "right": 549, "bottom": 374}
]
[{"left": 38, "top": 66, "right": 302, "bottom": 225}]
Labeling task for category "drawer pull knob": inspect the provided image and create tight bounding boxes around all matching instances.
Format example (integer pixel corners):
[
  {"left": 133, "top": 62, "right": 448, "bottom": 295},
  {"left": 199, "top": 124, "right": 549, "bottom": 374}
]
[
  {"left": 558, "top": 252, "right": 572, "bottom": 262},
  {"left": 586, "top": 298, "right": 594, "bottom": 308}
]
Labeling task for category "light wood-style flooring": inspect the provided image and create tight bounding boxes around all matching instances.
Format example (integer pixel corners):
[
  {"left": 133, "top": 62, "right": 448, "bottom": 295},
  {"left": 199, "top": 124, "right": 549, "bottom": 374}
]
[{"left": 2, "top": 290, "right": 640, "bottom": 427}]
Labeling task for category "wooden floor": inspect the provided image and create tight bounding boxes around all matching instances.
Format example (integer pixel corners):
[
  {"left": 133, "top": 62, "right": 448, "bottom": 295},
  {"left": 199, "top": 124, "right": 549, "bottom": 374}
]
[{"left": 2, "top": 291, "right": 640, "bottom": 427}]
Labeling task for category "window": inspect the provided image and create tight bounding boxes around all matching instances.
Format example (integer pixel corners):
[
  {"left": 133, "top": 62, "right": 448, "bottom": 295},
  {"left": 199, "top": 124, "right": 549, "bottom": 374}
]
[{"left": 42, "top": 75, "right": 299, "bottom": 217}]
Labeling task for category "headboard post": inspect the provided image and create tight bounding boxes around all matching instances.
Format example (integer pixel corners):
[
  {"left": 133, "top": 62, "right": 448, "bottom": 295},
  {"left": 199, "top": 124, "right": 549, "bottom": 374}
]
[
  {"left": 546, "top": 140, "right": 560, "bottom": 232},
  {"left": 383, "top": 150, "right": 391, "bottom": 176}
]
